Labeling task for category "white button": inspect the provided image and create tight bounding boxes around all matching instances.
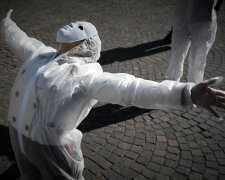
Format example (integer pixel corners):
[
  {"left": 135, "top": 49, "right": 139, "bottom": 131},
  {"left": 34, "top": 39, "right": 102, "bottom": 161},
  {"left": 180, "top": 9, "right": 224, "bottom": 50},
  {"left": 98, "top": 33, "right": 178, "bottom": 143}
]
[
  {"left": 12, "top": 116, "right": 16, "bottom": 122},
  {"left": 15, "top": 91, "right": 19, "bottom": 97},
  {"left": 33, "top": 103, "right": 37, "bottom": 109},
  {"left": 48, "top": 122, "right": 55, "bottom": 127},
  {"left": 25, "top": 125, "right": 29, "bottom": 131},
  {"left": 51, "top": 85, "right": 57, "bottom": 91},
  {"left": 21, "top": 69, "right": 26, "bottom": 74}
]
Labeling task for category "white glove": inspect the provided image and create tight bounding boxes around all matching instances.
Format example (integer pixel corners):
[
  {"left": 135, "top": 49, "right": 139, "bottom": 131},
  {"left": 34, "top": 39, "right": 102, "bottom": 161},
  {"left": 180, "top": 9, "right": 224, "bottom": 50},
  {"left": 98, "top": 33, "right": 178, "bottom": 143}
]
[
  {"left": 0, "top": 9, "right": 13, "bottom": 40},
  {"left": 191, "top": 77, "right": 225, "bottom": 120},
  {"left": 6, "top": 9, "right": 13, "bottom": 19}
]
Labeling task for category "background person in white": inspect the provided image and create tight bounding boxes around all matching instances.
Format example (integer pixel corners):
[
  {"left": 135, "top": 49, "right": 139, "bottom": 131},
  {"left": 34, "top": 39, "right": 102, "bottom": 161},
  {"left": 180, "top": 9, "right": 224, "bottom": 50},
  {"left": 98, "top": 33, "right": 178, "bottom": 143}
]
[
  {"left": 1, "top": 10, "right": 225, "bottom": 180},
  {"left": 165, "top": 0, "right": 218, "bottom": 83}
]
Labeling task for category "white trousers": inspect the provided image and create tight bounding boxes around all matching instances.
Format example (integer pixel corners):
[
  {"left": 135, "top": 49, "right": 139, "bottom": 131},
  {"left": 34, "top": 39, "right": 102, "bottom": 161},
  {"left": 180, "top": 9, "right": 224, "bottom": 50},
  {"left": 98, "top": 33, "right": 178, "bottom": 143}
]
[
  {"left": 165, "top": 14, "right": 217, "bottom": 83},
  {"left": 9, "top": 125, "right": 84, "bottom": 180}
]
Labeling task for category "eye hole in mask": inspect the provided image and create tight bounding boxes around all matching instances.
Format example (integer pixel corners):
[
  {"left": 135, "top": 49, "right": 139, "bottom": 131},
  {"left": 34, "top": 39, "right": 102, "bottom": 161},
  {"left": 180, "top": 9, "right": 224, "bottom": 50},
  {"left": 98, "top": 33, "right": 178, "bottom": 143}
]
[{"left": 78, "top": 26, "right": 83, "bottom": 30}]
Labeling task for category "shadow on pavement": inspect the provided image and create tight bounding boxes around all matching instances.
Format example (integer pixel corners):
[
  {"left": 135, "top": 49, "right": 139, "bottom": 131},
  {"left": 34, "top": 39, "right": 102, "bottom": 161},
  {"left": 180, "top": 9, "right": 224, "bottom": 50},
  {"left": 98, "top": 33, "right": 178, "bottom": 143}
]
[
  {"left": 99, "top": 39, "right": 171, "bottom": 65},
  {"left": 0, "top": 125, "right": 20, "bottom": 180},
  {"left": 0, "top": 105, "right": 149, "bottom": 179},
  {"left": 78, "top": 104, "right": 151, "bottom": 133}
]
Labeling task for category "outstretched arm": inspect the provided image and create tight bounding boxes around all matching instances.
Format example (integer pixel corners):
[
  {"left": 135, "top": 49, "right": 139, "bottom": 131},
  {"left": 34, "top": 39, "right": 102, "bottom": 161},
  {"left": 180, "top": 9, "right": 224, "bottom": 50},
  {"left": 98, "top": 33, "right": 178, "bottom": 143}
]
[
  {"left": 83, "top": 73, "right": 225, "bottom": 119},
  {"left": 0, "top": 9, "right": 46, "bottom": 62},
  {"left": 83, "top": 72, "right": 194, "bottom": 110}
]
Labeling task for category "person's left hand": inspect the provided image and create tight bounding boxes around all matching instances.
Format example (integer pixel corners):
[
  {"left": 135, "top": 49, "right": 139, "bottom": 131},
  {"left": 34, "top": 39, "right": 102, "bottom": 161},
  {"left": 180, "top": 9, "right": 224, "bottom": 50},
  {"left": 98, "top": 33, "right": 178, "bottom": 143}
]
[{"left": 191, "top": 77, "right": 225, "bottom": 120}]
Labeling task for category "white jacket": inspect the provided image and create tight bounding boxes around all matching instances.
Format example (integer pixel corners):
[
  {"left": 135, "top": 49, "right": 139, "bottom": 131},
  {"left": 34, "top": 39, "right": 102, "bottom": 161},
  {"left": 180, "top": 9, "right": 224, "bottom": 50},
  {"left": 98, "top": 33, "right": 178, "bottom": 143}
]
[{"left": 1, "top": 18, "right": 194, "bottom": 147}]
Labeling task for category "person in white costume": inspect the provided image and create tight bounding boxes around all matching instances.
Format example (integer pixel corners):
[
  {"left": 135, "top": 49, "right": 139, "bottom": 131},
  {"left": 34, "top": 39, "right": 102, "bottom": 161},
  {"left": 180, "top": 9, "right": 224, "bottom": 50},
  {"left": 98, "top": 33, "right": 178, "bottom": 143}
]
[
  {"left": 165, "top": 0, "right": 218, "bottom": 83},
  {"left": 1, "top": 9, "right": 225, "bottom": 180}
]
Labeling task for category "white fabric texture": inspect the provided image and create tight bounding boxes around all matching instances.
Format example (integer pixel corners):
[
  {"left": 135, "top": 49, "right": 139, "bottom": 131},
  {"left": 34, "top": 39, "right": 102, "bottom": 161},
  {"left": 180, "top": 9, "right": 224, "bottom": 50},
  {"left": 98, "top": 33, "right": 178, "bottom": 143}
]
[
  {"left": 1, "top": 18, "right": 194, "bottom": 179},
  {"left": 165, "top": 0, "right": 217, "bottom": 83},
  {"left": 63, "top": 35, "right": 101, "bottom": 64}
]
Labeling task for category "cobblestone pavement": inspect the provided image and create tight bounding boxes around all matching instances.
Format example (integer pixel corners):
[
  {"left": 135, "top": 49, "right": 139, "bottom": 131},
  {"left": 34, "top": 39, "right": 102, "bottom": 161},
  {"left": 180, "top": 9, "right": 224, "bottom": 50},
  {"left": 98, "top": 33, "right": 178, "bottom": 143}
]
[{"left": 0, "top": 0, "right": 225, "bottom": 179}]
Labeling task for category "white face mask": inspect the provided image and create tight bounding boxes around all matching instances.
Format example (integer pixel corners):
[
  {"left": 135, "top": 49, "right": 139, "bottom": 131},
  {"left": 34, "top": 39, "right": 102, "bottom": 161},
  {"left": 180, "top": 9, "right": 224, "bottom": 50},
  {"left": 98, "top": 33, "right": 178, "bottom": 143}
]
[{"left": 56, "top": 21, "right": 98, "bottom": 43}]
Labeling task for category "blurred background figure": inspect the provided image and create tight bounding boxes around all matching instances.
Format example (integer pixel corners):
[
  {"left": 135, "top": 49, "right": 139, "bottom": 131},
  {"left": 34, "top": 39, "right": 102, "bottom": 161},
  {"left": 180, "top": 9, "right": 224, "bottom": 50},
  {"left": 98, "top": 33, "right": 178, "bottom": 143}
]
[
  {"left": 165, "top": 0, "right": 223, "bottom": 83},
  {"left": 163, "top": 0, "right": 224, "bottom": 44}
]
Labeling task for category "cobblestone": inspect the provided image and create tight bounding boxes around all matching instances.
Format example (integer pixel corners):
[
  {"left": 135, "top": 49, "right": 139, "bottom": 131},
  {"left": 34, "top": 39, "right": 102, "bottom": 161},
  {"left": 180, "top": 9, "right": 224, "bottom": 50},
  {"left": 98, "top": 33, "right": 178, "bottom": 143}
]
[
  {"left": 192, "top": 163, "right": 205, "bottom": 174},
  {"left": 181, "top": 151, "right": 192, "bottom": 160},
  {"left": 189, "top": 172, "right": 203, "bottom": 180},
  {"left": 0, "top": 0, "right": 225, "bottom": 179},
  {"left": 165, "top": 159, "right": 178, "bottom": 169},
  {"left": 206, "top": 161, "right": 219, "bottom": 170},
  {"left": 172, "top": 172, "right": 186, "bottom": 180},
  {"left": 176, "top": 165, "right": 191, "bottom": 176},
  {"left": 179, "top": 159, "right": 192, "bottom": 168},
  {"left": 151, "top": 155, "right": 165, "bottom": 165}
]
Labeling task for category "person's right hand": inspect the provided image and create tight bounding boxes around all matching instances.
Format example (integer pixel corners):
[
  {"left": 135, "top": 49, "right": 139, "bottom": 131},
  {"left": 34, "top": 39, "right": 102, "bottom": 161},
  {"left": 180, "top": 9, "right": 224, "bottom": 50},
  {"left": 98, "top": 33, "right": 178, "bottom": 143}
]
[
  {"left": 5, "top": 9, "right": 13, "bottom": 19},
  {"left": 0, "top": 9, "right": 13, "bottom": 37},
  {"left": 191, "top": 77, "right": 225, "bottom": 120}
]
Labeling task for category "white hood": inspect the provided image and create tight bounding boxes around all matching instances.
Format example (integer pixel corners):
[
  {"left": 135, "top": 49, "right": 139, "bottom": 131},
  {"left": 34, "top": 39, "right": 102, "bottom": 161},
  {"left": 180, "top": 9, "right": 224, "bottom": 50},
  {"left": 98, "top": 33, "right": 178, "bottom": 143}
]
[{"left": 59, "top": 35, "right": 101, "bottom": 65}]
